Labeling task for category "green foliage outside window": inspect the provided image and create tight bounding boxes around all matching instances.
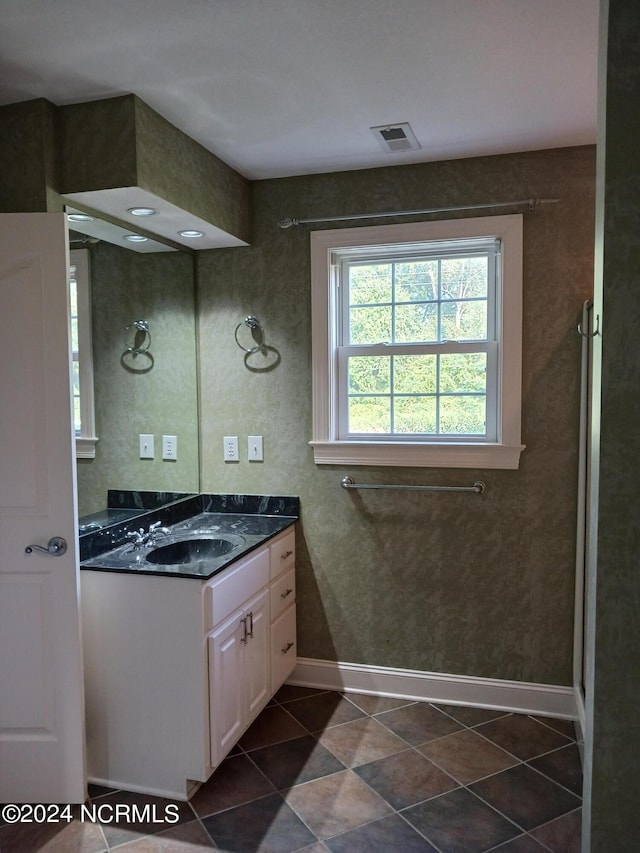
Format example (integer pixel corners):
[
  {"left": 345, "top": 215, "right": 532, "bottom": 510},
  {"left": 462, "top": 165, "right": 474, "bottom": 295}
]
[
  {"left": 69, "top": 270, "right": 82, "bottom": 434},
  {"left": 346, "top": 256, "right": 489, "bottom": 436}
]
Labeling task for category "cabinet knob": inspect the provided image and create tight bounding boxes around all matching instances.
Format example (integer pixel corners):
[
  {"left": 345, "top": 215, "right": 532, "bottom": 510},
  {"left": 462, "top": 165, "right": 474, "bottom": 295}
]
[
  {"left": 281, "top": 550, "right": 294, "bottom": 560},
  {"left": 281, "top": 641, "right": 294, "bottom": 655},
  {"left": 280, "top": 588, "right": 293, "bottom": 600}
]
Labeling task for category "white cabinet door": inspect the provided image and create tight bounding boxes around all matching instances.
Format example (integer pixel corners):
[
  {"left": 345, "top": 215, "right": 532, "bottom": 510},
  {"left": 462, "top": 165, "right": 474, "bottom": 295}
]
[
  {"left": 271, "top": 604, "right": 297, "bottom": 693},
  {"left": 0, "top": 214, "right": 85, "bottom": 804},
  {"left": 209, "top": 608, "right": 245, "bottom": 768},
  {"left": 244, "top": 587, "right": 270, "bottom": 723},
  {"left": 208, "top": 586, "right": 271, "bottom": 768}
]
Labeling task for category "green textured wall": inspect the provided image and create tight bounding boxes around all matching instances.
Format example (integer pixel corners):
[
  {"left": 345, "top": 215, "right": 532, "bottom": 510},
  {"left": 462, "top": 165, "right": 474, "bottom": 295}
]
[
  {"left": 197, "top": 146, "right": 596, "bottom": 685},
  {"left": 58, "top": 96, "right": 139, "bottom": 193},
  {"left": 76, "top": 242, "right": 199, "bottom": 516},
  {"left": 0, "top": 99, "right": 58, "bottom": 213},
  {"left": 134, "top": 98, "right": 251, "bottom": 242},
  {"left": 583, "top": 0, "right": 640, "bottom": 847}
]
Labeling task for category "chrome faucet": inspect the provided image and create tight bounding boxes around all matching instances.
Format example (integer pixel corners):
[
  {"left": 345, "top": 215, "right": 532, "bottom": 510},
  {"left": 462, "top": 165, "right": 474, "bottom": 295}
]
[
  {"left": 147, "top": 520, "right": 171, "bottom": 541},
  {"left": 125, "top": 521, "right": 171, "bottom": 551}
]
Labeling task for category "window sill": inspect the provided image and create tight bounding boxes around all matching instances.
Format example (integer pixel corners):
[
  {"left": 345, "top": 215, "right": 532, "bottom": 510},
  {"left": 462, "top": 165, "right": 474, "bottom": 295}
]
[
  {"left": 76, "top": 436, "right": 98, "bottom": 460},
  {"left": 309, "top": 441, "right": 525, "bottom": 469}
]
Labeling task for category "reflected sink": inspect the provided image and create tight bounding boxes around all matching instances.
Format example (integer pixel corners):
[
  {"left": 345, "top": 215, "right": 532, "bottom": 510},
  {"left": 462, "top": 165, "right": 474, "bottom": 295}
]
[{"left": 146, "top": 534, "right": 245, "bottom": 566}]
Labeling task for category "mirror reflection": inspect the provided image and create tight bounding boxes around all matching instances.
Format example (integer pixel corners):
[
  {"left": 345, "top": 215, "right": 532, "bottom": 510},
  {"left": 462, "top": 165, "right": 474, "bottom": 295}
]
[{"left": 69, "top": 220, "right": 200, "bottom": 527}]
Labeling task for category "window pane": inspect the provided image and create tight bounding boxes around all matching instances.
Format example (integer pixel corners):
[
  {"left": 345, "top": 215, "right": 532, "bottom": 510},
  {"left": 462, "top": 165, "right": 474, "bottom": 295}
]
[
  {"left": 69, "top": 277, "right": 78, "bottom": 316},
  {"left": 395, "top": 260, "right": 438, "bottom": 302},
  {"left": 441, "top": 257, "right": 488, "bottom": 299},
  {"left": 72, "top": 360, "right": 80, "bottom": 395},
  {"left": 72, "top": 361, "right": 81, "bottom": 433},
  {"left": 348, "top": 396, "right": 390, "bottom": 433},
  {"left": 69, "top": 276, "right": 79, "bottom": 353},
  {"left": 394, "top": 355, "right": 437, "bottom": 393},
  {"left": 440, "top": 300, "right": 487, "bottom": 341},
  {"left": 439, "top": 353, "right": 487, "bottom": 393},
  {"left": 349, "top": 264, "right": 392, "bottom": 304},
  {"left": 394, "top": 302, "right": 438, "bottom": 342},
  {"left": 71, "top": 317, "right": 79, "bottom": 353},
  {"left": 394, "top": 396, "right": 437, "bottom": 433},
  {"left": 440, "top": 395, "right": 486, "bottom": 434},
  {"left": 349, "top": 305, "right": 392, "bottom": 344},
  {"left": 348, "top": 356, "right": 390, "bottom": 394}
]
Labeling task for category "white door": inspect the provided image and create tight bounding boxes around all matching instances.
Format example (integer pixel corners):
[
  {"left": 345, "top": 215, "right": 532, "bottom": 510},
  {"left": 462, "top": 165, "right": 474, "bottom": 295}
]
[{"left": 0, "top": 213, "right": 86, "bottom": 803}]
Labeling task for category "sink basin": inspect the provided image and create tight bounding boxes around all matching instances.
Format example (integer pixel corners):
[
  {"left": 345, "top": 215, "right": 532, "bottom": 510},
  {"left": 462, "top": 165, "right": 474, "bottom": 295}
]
[{"left": 146, "top": 534, "right": 245, "bottom": 566}]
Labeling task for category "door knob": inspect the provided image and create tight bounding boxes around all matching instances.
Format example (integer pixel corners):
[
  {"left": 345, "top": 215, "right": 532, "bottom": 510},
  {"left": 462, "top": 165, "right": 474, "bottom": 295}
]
[{"left": 25, "top": 536, "right": 68, "bottom": 556}]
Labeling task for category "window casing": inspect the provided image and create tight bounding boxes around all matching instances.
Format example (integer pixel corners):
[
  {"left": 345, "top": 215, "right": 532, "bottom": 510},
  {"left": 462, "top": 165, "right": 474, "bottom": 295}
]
[
  {"left": 309, "top": 215, "right": 525, "bottom": 468},
  {"left": 69, "top": 249, "right": 97, "bottom": 459}
]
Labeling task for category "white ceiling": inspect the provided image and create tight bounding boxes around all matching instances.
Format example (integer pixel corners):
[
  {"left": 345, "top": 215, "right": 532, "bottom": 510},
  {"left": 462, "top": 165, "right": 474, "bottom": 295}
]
[{"left": 0, "top": 0, "right": 600, "bottom": 181}]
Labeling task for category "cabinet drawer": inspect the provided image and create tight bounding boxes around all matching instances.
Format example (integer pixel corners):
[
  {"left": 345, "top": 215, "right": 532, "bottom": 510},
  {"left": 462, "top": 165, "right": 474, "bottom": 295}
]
[
  {"left": 270, "top": 567, "right": 295, "bottom": 623},
  {"left": 269, "top": 529, "right": 295, "bottom": 579},
  {"left": 207, "top": 547, "right": 269, "bottom": 629},
  {"left": 271, "top": 604, "right": 297, "bottom": 693}
]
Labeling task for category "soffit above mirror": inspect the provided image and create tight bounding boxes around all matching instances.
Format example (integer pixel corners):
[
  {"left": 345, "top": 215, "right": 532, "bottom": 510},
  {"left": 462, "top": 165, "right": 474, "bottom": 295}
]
[
  {"left": 67, "top": 205, "right": 177, "bottom": 253},
  {"left": 58, "top": 95, "right": 251, "bottom": 250},
  {"left": 64, "top": 189, "right": 248, "bottom": 252}
]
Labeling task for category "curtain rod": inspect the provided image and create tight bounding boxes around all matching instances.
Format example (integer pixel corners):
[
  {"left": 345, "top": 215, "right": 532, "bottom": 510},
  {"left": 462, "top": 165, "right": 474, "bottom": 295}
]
[{"left": 277, "top": 197, "right": 558, "bottom": 229}]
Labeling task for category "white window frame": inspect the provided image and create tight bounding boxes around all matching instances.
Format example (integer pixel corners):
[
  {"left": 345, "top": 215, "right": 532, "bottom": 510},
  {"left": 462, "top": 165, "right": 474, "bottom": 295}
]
[
  {"left": 70, "top": 248, "right": 98, "bottom": 459},
  {"left": 309, "top": 215, "right": 525, "bottom": 469}
]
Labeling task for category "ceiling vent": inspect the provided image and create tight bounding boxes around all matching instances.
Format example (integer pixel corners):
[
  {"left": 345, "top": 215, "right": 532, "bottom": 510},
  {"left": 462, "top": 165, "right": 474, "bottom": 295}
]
[{"left": 370, "top": 122, "right": 421, "bottom": 153}]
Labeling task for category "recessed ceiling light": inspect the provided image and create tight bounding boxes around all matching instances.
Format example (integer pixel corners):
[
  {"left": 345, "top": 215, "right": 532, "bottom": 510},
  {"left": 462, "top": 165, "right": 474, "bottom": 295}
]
[
  {"left": 67, "top": 213, "right": 94, "bottom": 222},
  {"left": 178, "top": 229, "right": 205, "bottom": 238},
  {"left": 124, "top": 234, "right": 148, "bottom": 243},
  {"left": 128, "top": 207, "right": 158, "bottom": 217}
]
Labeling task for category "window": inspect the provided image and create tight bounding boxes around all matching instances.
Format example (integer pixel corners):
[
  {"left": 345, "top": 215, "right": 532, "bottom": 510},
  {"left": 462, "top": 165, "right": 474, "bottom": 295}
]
[
  {"left": 310, "top": 215, "right": 524, "bottom": 468},
  {"left": 69, "top": 249, "right": 97, "bottom": 458}
]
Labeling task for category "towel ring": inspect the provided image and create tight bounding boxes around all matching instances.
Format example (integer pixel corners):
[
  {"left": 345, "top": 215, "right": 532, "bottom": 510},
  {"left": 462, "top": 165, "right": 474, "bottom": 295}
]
[
  {"left": 577, "top": 313, "right": 600, "bottom": 339},
  {"left": 124, "top": 320, "right": 151, "bottom": 354},
  {"left": 234, "top": 315, "right": 265, "bottom": 353}
]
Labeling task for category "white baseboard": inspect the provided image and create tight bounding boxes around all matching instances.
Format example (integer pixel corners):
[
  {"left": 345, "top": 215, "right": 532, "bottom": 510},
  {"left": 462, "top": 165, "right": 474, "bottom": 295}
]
[
  {"left": 87, "top": 775, "right": 191, "bottom": 802},
  {"left": 288, "top": 657, "right": 578, "bottom": 720}
]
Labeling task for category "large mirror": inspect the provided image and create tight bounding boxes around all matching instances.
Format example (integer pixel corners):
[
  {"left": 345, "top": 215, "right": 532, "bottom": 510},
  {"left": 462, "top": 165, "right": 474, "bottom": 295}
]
[{"left": 70, "top": 217, "right": 199, "bottom": 527}]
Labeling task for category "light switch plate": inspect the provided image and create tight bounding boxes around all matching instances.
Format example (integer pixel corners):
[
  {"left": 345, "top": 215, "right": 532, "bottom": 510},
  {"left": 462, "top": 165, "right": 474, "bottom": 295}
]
[
  {"left": 248, "top": 435, "right": 264, "bottom": 462},
  {"left": 139, "top": 434, "right": 154, "bottom": 459}
]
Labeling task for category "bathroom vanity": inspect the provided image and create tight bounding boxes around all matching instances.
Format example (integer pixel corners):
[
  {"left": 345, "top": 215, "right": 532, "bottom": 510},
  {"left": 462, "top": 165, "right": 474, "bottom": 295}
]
[{"left": 79, "top": 494, "right": 298, "bottom": 800}]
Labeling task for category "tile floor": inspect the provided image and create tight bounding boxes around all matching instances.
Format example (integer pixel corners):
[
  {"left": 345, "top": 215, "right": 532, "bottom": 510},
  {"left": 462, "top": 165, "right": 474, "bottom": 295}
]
[{"left": 0, "top": 686, "right": 582, "bottom": 853}]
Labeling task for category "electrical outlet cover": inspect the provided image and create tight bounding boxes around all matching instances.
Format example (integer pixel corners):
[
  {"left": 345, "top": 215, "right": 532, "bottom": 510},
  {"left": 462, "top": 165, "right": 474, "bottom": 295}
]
[
  {"left": 162, "top": 435, "right": 177, "bottom": 460},
  {"left": 223, "top": 435, "right": 239, "bottom": 462}
]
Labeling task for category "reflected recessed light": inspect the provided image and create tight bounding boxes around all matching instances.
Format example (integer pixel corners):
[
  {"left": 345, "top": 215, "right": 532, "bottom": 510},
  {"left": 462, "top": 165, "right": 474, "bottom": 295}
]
[
  {"left": 124, "top": 234, "right": 148, "bottom": 243},
  {"left": 128, "top": 207, "right": 158, "bottom": 217},
  {"left": 67, "top": 213, "right": 94, "bottom": 222},
  {"left": 178, "top": 229, "right": 205, "bottom": 238}
]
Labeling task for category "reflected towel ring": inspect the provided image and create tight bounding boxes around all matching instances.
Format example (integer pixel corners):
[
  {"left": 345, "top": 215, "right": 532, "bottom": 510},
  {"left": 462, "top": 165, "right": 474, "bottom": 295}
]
[
  {"left": 577, "top": 314, "right": 600, "bottom": 339},
  {"left": 234, "top": 315, "right": 265, "bottom": 353},
  {"left": 124, "top": 320, "right": 151, "bottom": 354}
]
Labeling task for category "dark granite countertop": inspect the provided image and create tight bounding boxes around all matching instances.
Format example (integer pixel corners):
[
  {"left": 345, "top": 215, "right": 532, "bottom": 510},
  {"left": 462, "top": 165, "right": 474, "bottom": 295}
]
[
  {"left": 80, "top": 495, "right": 298, "bottom": 580},
  {"left": 78, "top": 508, "right": 147, "bottom": 534},
  {"left": 78, "top": 491, "right": 197, "bottom": 534}
]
